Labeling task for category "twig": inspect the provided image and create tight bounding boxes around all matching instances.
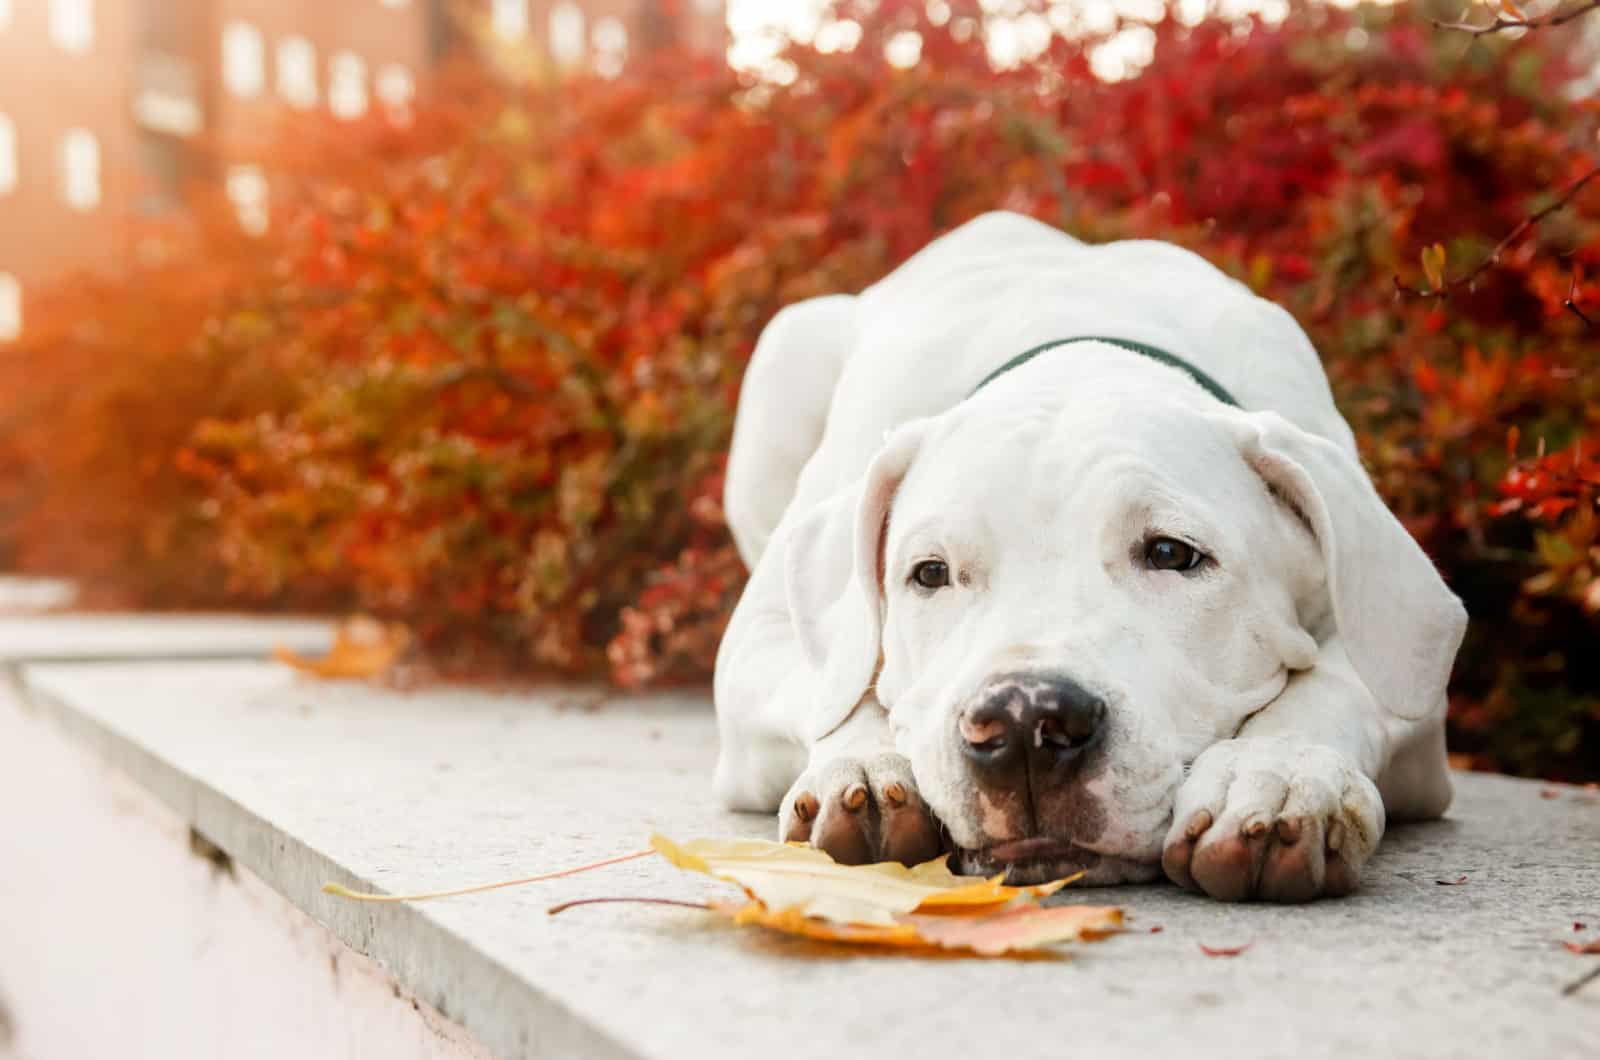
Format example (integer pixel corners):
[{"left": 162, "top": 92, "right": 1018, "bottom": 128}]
[
  {"left": 1562, "top": 962, "right": 1600, "bottom": 996},
  {"left": 547, "top": 896, "right": 712, "bottom": 915},
  {"left": 1433, "top": 0, "right": 1600, "bottom": 38},
  {"left": 1396, "top": 163, "right": 1600, "bottom": 298},
  {"left": 1566, "top": 262, "right": 1594, "bottom": 328}
]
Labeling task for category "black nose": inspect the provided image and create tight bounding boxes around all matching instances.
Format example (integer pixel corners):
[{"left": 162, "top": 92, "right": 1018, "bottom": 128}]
[{"left": 959, "top": 673, "right": 1105, "bottom": 775}]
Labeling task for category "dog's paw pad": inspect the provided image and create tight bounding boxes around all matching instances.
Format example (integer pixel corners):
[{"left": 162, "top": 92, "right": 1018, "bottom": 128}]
[{"left": 779, "top": 753, "right": 942, "bottom": 867}]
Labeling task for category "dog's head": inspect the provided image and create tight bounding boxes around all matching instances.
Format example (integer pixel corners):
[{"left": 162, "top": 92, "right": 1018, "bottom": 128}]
[{"left": 784, "top": 349, "right": 1465, "bottom": 882}]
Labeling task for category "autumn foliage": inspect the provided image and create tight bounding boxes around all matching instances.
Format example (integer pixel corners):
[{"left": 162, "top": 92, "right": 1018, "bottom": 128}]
[{"left": 1, "top": 1, "right": 1597, "bottom": 779}]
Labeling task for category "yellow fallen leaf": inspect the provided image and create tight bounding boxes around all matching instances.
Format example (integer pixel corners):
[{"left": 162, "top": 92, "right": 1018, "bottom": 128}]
[
  {"left": 716, "top": 900, "right": 1122, "bottom": 956},
  {"left": 651, "top": 834, "right": 1073, "bottom": 927},
  {"left": 275, "top": 616, "right": 410, "bottom": 680}
]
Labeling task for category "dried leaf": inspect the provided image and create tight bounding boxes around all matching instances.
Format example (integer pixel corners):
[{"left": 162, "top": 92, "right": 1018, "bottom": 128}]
[
  {"left": 1421, "top": 243, "right": 1447, "bottom": 290},
  {"left": 1199, "top": 942, "right": 1252, "bottom": 957},
  {"left": 275, "top": 616, "right": 410, "bottom": 680},
  {"left": 1436, "top": 875, "right": 1469, "bottom": 886},
  {"left": 1566, "top": 938, "right": 1600, "bottom": 955},
  {"left": 650, "top": 834, "right": 1070, "bottom": 926},
  {"left": 717, "top": 900, "right": 1122, "bottom": 956},
  {"left": 719, "top": 901, "right": 923, "bottom": 946},
  {"left": 900, "top": 904, "right": 1123, "bottom": 955},
  {"left": 1500, "top": 0, "right": 1526, "bottom": 20}
]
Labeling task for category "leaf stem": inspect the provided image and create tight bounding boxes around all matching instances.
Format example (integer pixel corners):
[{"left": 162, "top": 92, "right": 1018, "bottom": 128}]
[
  {"left": 547, "top": 896, "right": 713, "bottom": 916},
  {"left": 322, "top": 848, "right": 654, "bottom": 903}
]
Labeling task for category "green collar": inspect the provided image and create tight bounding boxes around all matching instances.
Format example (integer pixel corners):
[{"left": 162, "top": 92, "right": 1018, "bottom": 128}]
[{"left": 972, "top": 336, "right": 1240, "bottom": 407}]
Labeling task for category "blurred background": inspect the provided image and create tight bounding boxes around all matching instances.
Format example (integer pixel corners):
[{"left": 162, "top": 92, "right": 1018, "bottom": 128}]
[{"left": 0, "top": 0, "right": 1596, "bottom": 781}]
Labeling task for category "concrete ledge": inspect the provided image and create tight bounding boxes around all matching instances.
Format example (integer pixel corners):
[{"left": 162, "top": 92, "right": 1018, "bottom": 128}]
[
  {"left": 0, "top": 613, "right": 334, "bottom": 663},
  {"left": 0, "top": 680, "right": 495, "bottom": 1060},
  {"left": 8, "top": 651, "right": 1600, "bottom": 1059}
]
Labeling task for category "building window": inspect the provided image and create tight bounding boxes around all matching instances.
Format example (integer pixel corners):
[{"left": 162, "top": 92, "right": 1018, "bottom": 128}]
[
  {"left": 226, "top": 164, "right": 268, "bottom": 235},
  {"left": 134, "top": 52, "right": 203, "bottom": 137},
  {"left": 59, "top": 128, "right": 100, "bottom": 211},
  {"left": 0, "top": 273, "right": 19, "bottom": 342},
  {"left": 592, "top": 17, "right": 627, "bottom": 78},
  {"left": 49, "top": 0, "right": 93, "bottom": 53},
  {"left": 375, "top": 64, "right": 415, "bottom": 110},
  {"left": 491, "top": 0, "right": 528, "bottom": 40},
  {"left": 328, "top": 51, "right": 368, "bottom": 119},
  {"left": 135, "top": 132, "right": 184, "bottom": 216},
  {"left": 222, "top": 21, "right": 265, "bottom": 98},
  {"left": 277, "top": 37, "right": 318, "bottom": 109},
  {"left": 549, "top": 3, "right": 584, "bottom": 66},
  {"left": 0, "top": 114, "right": 15, "bottom": 196}
]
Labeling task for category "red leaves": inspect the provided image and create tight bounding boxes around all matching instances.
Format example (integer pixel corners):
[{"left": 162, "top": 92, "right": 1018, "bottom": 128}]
[{"left": 1199, "top": 942, "right": 1252, "bottom": 958}]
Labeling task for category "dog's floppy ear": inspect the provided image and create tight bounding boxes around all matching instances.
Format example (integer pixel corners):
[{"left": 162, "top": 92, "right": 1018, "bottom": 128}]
[
  {"left": 1224, "top": 409, "right": 1467, "bottom": 721},
  {"left": 784, "top": 421, "right": 928, "bottom": 741}
]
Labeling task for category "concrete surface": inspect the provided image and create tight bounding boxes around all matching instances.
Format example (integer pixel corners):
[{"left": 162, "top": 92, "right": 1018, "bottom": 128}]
[
  {"left": 0, "top": 680, "right": 494, "bottom": 1060},
  {"left": 0, "top": 613, "right": 334, "bottom": 662},
  {"left": 9, "top": 656, "right": 1599, "bottom": 1060}
]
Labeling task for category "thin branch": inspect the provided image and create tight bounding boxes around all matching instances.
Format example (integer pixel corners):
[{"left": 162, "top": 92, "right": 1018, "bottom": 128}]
[
  {"left": 1433, "top": 0, "right": 1600, "bottom": 38},
  {"left": 1565, "top": 261, "right": 1594, "bottom": 328},
  {"left": 1396, "top": 163, "right": 1600, "bottom": 298}
]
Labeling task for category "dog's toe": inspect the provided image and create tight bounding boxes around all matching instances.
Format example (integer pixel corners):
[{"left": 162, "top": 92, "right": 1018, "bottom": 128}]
[
  {"left": 811, "top": 788, "right": 876, "bottom": 865},
  {"left": 873, "top": 768, "right": 943, "bottom": 866},
  {"left": 1256, "top": 815, "right": 1324, "bottom": 903},
  {"left": 1188, "top": 818, "right": 1272, "bottom": 902},
  {"left": 1159, "top": 809, "right": 1211, "bottom": 892}
]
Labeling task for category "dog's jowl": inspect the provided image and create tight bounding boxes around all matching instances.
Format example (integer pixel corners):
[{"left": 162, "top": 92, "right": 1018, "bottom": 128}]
[{"left": 712, "top": 211, "right": 1466, "bottom": 902}]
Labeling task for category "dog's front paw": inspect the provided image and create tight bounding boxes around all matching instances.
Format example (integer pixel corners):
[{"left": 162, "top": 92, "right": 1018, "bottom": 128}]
[
  {"left": 1161, "top": 738, "right": 1384, "bottom": 902},
  {"left": 779, "top": 753, "right": 944, "bottom": 867}
]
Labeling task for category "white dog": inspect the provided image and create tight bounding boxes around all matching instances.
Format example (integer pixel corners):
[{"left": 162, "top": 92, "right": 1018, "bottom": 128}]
[{"left": 712, "top": 212, "right": 1465, "bottom": 902}]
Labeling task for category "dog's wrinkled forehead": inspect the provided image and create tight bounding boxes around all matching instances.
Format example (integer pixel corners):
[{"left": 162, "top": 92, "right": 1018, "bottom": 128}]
[{"left": 892, "top": 396, "right": 1270, "bottom": 552}]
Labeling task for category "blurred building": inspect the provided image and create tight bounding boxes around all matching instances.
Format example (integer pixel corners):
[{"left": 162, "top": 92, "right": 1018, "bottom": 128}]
[{"left": 0, "top": 0, "right": 727, "bottom": 342}]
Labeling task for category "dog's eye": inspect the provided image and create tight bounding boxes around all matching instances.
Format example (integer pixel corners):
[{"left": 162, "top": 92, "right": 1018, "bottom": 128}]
[
  {"left": 1144, "top": 537, "right": 1204, "bottom": 572},
  {"left": 910, "top": 559, "right": 950, "bottom": 590}
]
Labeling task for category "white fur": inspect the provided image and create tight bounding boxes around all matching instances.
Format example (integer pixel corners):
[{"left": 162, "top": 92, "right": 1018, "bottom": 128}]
[{"left": 713, "top": 212, "right": 1466, "bottom": 896}]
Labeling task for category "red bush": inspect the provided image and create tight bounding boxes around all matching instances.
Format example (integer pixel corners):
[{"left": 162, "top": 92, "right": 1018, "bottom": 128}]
[{"left": 2, "top": 1, "right": 1597, "bottom": 777}]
